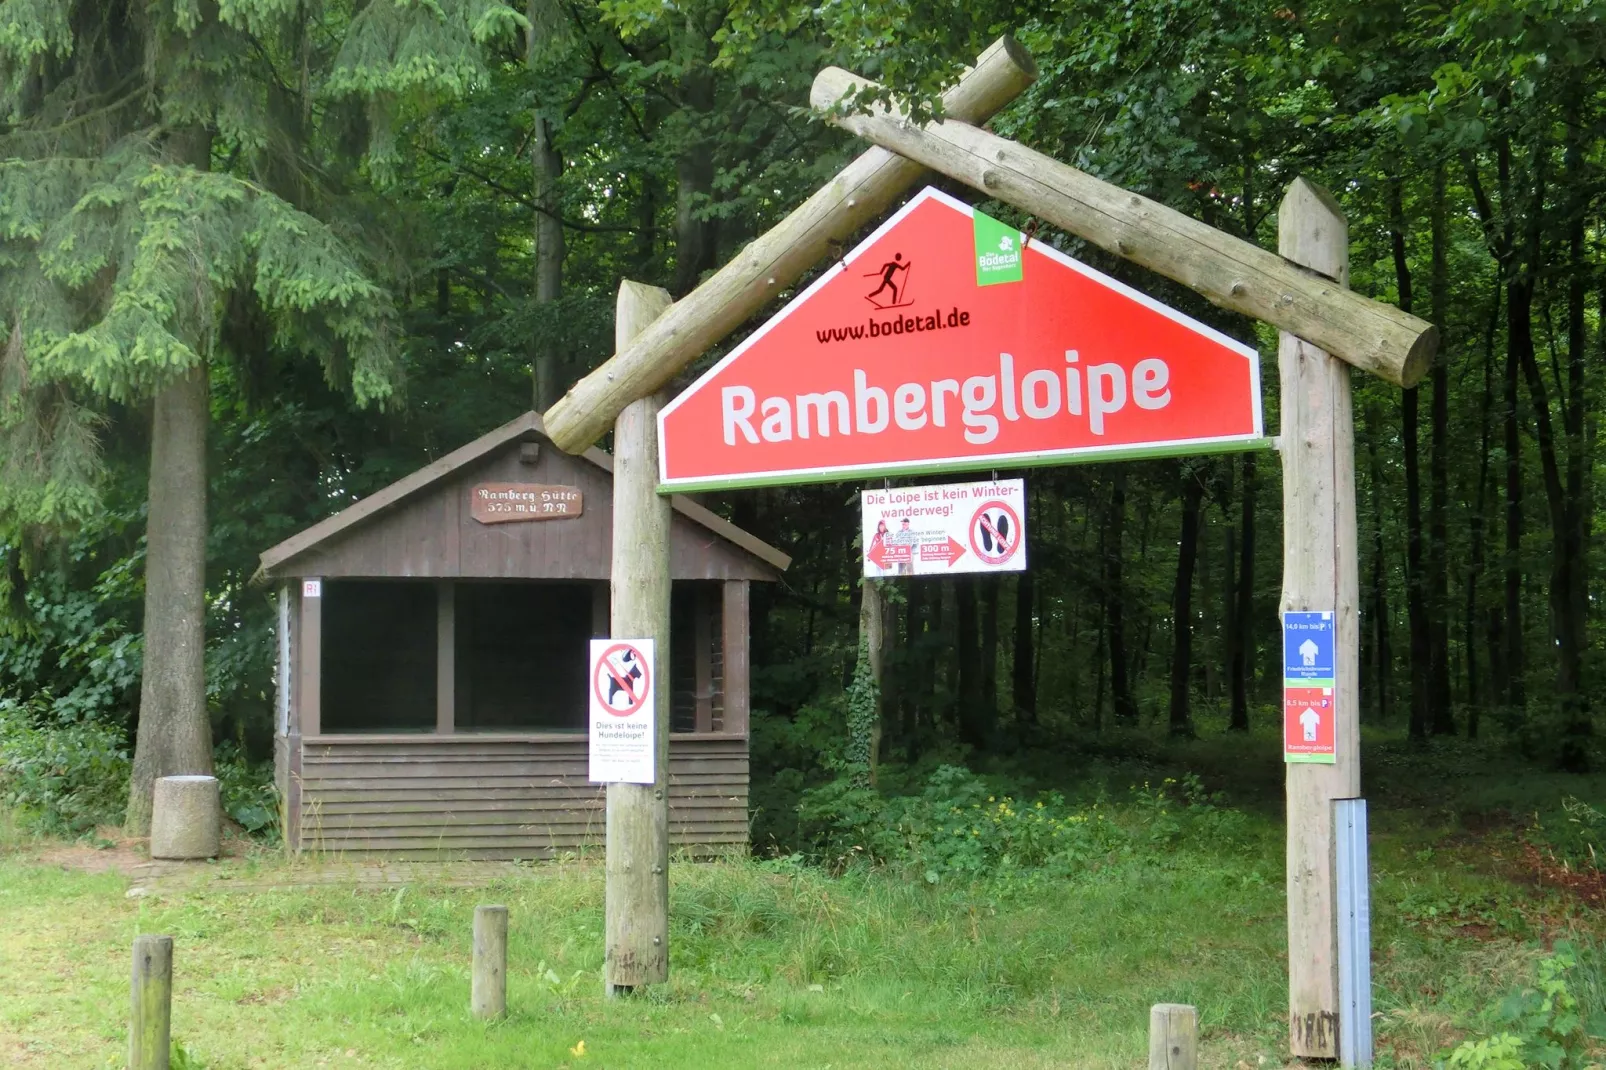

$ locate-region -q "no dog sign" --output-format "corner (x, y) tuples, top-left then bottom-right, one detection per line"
(589, 639), (656, 784)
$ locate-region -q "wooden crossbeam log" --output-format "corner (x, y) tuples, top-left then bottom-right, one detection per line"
(809, 68), (1438, 388)
(542, 37), (1038, 454)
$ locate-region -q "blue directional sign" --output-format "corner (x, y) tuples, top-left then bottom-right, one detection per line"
(1283, 611), (1335, 684)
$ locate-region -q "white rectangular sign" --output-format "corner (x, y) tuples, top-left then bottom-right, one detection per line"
(588, 638), (656, 784)
(862, 478), (1027, 577)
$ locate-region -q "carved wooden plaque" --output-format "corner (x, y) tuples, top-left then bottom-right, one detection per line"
(471, 483), (584, 524)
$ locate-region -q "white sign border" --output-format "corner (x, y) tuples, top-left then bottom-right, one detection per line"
(588, 637), (657, 785)
(657, 186), (1265, 491)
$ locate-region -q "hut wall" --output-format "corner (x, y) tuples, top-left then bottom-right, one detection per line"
(294, 733), (748, 859)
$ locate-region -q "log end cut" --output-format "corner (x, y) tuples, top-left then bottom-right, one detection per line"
(1399, 322), (1439, 390)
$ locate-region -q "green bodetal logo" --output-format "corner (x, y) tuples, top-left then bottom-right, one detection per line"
(973, 209), (1023, 286)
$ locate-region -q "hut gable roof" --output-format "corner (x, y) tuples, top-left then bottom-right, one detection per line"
(256, 412), (789, 582)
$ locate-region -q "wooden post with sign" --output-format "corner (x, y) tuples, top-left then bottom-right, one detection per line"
(1278, 178), (1362, 1058)
(605, 279), (675, 995)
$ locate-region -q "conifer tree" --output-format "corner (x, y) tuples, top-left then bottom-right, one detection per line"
(0, 0), (523, 831)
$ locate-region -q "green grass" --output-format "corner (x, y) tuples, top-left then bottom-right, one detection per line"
(1, 732), (1602, 1069)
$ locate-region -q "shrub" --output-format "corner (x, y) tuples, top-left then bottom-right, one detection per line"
(0, 694), (130, 833)
(213, 740), (279, 839)
(1442, 942), (1605, 1070)
(795, 765), (1247, 884)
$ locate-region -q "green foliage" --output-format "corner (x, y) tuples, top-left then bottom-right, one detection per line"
(797, 765), (1249, 885)
(213, 739), (277, 838)
(1442, 943), (1604, 1070)
(0, 693), (128, 833)
(842, 628), (878, 785)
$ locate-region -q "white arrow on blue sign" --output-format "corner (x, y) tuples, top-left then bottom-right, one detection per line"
(1283, 611), (1335, 683)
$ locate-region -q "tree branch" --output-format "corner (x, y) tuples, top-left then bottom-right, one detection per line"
(419, 146), (654, 234)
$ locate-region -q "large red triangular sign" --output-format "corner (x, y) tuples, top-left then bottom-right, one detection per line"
(658, 187), (1264, 491)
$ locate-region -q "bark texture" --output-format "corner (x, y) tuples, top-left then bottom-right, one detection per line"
(127, 364), (214, 835)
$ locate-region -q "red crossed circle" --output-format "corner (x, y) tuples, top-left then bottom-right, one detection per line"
(969, 500), (1022, 565)
(593, 642), (651, 717)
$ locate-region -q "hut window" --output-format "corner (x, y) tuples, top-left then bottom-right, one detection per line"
(321, 580), (437, 733)
(455, 581), (590, 731)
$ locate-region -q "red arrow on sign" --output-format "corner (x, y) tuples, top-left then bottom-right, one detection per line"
(659, 186), (1263, 492)
(866, 540), (890, 569)
(916, 536), (967, 566)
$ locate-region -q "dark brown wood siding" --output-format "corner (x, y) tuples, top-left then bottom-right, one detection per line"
(295, 734), (748, 860)
(279, 444), (773, 582)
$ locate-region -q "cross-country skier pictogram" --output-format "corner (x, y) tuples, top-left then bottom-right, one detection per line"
(863, 252), (913, 309)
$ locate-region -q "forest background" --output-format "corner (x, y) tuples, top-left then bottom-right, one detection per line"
(1, 0), (1604, 848)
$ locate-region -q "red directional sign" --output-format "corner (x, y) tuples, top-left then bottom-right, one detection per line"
(658, 187), (1264, 491)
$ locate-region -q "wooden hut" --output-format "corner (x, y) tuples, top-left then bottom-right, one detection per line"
(257, 411), (788, 859)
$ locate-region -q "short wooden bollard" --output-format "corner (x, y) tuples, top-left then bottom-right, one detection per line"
(471, 905), (508, 1019)
(1149, 1003), (1198, 1070)
(131, 934), (173, 1070)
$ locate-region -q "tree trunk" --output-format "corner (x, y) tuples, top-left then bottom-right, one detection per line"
(901, 581), (922, 757)
(955, 578), (986, 748)
(1427, 163), (1455, 734)
(1105, 476), (1138, 722)
(857, 579), (886, 784)
(1012, 570), (1036, 724)
(979, 574), (1000, 743)
(1515, 160), (1589, 766)
(1466, 273), (1502, 738)
(531, 113), (564, 410)
(1503, 274), (1528, 712)
(1391, 180), (1430, 744)
(1229, 453), (1255, 730)
(1198, 515), (1219, 701)
(126, 365), (214, 835)
(671, 67), (717, 298)
(1364, 402), (1392, 723)
(1168, 471), (1203, 738)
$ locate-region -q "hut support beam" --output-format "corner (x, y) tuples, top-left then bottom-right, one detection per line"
(436, 582), (456, 734)
(298, 580), (321, 737)
(721, 581), (750, 737)
(606, 280), (676, 994)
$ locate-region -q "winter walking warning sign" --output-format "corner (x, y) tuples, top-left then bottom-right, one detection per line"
(589, 639), (655, 784)
(862, 478), (1026, 578)
(1282, 612), (1336, 764)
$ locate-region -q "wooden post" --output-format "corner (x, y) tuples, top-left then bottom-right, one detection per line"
(1148, 1004), (1198, 1070)
(720, 581), (750, 737)
(808, 68), (1437, 388)
(605, 279), (675, 994)
(297, 579), (321, 736)
(130, 934), (172, 1070)
(542, 37), (1036, 453)
(471, 905), (508, 1019)
(1279, 177), (1362, 1060)
(436, 581), (455, 734)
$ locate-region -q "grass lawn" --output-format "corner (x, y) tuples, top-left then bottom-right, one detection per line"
(1, 730), (1603, 1069)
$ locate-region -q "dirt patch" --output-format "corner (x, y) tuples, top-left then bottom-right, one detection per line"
(31, 823), (256, 878)
(237, 985), (293, 1006)
(1521, 841), (1606, 909)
